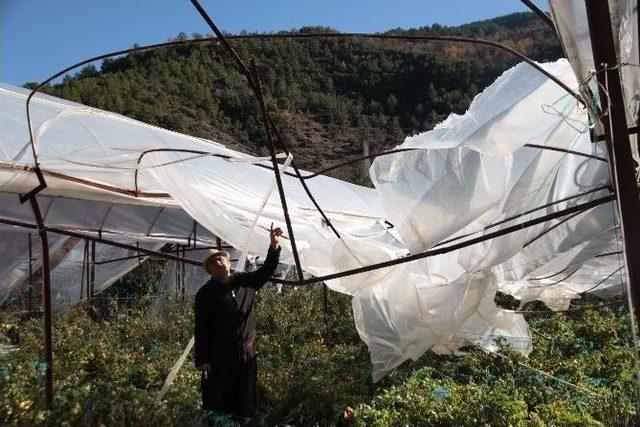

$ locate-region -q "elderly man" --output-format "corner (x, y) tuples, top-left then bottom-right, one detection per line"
(194, 224), (283, 422)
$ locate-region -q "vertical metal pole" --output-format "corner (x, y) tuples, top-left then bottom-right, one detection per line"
(585, 1), (640, 410)
(79, 240), (86, 302)
(585, 0), (640, 326)
(84, 240), (90, 300)
(181, 245), (186, 302)
(27, 196), (53, 409)
(187, 0), (311, 281)
(27, 233), (33, 313)
(637, 0), (640, 157)
(322, 284), (329, 329)
(90, 241), (96, 299)
(175, 244), (180, 293)
(216, 237), (222, 251)
(249, 59), (304, 281)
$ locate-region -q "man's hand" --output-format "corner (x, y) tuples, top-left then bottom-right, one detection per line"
(197, 363), (212, 380)
(270, 222), (283, 249)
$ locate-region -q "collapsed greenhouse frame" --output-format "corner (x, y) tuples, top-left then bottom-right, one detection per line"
(2, 0), (639, 410)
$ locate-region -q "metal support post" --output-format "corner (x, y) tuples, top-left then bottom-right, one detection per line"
(585, 0), (640, 334)
(27, 196), (53, 409)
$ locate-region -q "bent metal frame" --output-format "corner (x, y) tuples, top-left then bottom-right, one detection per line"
(5, 0), (640, 409)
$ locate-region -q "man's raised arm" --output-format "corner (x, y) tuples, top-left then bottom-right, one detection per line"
(242, 224), (283, 289)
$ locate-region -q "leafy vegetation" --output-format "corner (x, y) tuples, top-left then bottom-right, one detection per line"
(0, 274), (637, 426)
(355, 296), (638, 426)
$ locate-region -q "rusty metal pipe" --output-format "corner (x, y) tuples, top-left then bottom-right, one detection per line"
(27, 197), (53, 408)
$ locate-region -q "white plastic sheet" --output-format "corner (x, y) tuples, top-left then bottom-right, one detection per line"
(548, 0), (639, 162)
(0, 56), (625, 380)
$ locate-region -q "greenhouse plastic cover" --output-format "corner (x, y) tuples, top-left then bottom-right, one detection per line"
(549, 0), (639, 150)
(0, 53), (626, 379)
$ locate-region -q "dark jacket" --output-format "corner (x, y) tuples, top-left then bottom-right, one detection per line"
(194, 245), (281, 367)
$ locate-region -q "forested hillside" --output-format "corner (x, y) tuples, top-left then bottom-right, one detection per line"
(32, 12), (562, 181)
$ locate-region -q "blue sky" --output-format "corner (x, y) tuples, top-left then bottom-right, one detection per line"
(1, 1), (541, 85)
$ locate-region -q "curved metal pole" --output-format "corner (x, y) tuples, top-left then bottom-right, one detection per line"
(224, 33), (583, 104)
(188, 0), (341, 247)
(189, 0), (316, 281)
(529, 264), (574, 281)
(433, 185), (612, 248)
(20, 37), (223, 202)
(545, 265), (582, 286)
(300, 148), (418, 179)
(523, 143), (607, 162)
(581, 266), (624, 294)
(300, 143), (605, 179)
(133, 147), (303, 194)
(134, 148), (232, 195)
(21, 28), (584, 200)
(0, 194), (614, 289)
(9, 142), (603, 201)
(522, 210), (582, 248)
(133, 142), (603, 195)
(274, 194), (615, 285)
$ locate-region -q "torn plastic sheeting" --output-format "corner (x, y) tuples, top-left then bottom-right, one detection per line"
(548, 0), (639, 162)
(361, 59), (619, 378)
(0, 58), (625, 381)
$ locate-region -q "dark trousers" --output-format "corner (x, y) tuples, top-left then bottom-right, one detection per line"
(201, 349), (258, 421)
